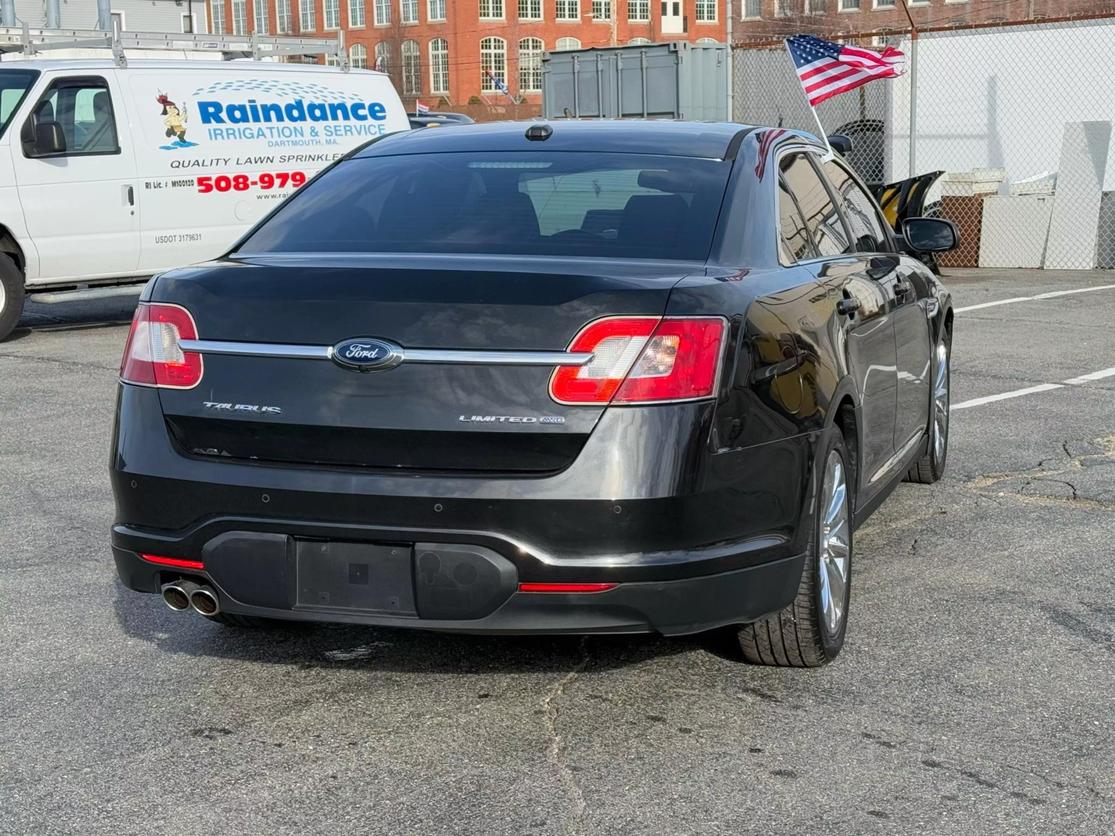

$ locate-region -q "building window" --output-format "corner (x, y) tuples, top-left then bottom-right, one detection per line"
(401, 0), (419, 23)
(628, 0), (649, 21)
(374, 0), (391, 25)
(181, 11), (197, 32)
(299, 0), (316, 29)
(874, 0), (896, 7)
(519, 0), (542, 19)
(253, 0), (270, 32)
(518, 37), (543, 92)
(776, 0), (791, 15)
(556, 0), (579, 21)
(375, 41), (391, 72)
(402, 39), (421, 93)
(479, 0), (504, 19)
(695, 0), (715, 21)
(628, 37), (651, 44)
(807, 0), (826, 11)
(230, 0), (247, 34)
(555, 36), (580, 50)
(839, 0), (861, 10)
(349, 0), (366, 26)
(480, 37), (507, 92)
(325, 53), (341, 67)
(429, 37), (449, 93)
(429, 0), (447, 20)
(592, 0), (611, 19)
(323, 0), (340, 28)
(275, 0), (292, 32)
(350, 42), (368, 68)
(742, 0), (761, 18)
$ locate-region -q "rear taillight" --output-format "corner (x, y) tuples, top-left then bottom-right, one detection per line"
(120, 303), (203, 389)
(550, 316), (726, 405)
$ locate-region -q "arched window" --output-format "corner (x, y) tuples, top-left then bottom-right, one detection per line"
(628, 37), (651, 45)
(518, 37), (543, 93)
(429, 38), (449, 94)
(374, 41), (391, 73)
(555, 37), (580, 51)
(350, 43), (368, 69)
(696, 38), (719, 45)
(402, 39), (421, 95)
(480, 37), (506, 92)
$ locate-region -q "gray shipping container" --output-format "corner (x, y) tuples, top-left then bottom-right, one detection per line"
(542, 41), (728, 121)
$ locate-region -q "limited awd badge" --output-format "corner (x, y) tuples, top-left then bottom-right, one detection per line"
(330, 337), (404, 372)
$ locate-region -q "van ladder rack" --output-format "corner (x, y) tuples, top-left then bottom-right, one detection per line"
(0, 24), (348, 70)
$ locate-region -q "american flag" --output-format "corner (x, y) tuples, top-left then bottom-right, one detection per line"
(786, 35), (906, 107)
(754, 128), (787, 179)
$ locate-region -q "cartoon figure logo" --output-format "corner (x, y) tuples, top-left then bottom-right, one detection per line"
(157, 92), (198, 150)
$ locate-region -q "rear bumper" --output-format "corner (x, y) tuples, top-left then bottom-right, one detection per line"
(113, 539), (805, 636)
(111, 383), (815, 635)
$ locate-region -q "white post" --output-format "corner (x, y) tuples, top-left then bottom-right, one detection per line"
(726, 0), (733, 122)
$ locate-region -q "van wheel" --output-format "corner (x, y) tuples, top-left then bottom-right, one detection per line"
(736, 428), (853, 667)
(0, 256), (25, 342)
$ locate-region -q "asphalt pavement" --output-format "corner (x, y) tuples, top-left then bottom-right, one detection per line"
(1, 269), (1113, 835)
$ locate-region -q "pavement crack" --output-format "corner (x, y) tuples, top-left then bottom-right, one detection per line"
(541, 636), (591, 836)
(0, 351), (117, 373)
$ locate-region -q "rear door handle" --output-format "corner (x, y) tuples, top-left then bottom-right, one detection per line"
(836, 297), (861, 316)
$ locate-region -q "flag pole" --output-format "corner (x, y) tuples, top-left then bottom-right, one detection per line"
(784, 39), (833, 157)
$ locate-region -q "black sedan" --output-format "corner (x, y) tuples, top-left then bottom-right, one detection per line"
(111, 121), (955, 667)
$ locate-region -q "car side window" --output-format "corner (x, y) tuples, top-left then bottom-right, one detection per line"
(820, 159), (890, 254)
(778, 175), (818, 264)
(24, 76), (119, 157)
(779, 153), (851, 258)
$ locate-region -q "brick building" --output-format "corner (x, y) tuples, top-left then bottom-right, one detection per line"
(734, 0), (1115, 43)
(205, 1), (727, 114)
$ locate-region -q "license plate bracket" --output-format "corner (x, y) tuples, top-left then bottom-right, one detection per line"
(295, 540), (416, 615)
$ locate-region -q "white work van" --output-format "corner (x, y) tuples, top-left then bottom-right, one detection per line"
(0, 58), (409, 339)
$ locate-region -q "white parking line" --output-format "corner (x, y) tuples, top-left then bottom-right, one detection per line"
(951, 383), (1064, 410)
(952, 366), (1115, 411)
(956, 283), (1115, 313)
(1063, 367), (1115, 385)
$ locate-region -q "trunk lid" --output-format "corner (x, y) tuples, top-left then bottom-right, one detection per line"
(152, 253), (692, 473)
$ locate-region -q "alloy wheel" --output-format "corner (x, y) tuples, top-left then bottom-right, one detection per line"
(818, 450), (850, 636)
(932, 341), (950, 464)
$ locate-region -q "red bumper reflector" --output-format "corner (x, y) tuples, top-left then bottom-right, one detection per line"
(517, 582), (617, 594)
(140, 553), (205, 571)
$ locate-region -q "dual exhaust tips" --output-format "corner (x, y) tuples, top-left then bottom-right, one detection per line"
(161, 579), (220, 617)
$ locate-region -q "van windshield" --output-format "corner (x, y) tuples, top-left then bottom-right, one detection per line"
(236, 152), (732, 261)
(0, 70), (39, 139)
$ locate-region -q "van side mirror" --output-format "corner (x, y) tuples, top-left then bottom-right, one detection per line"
(899, 217), (957, 253)
(23, 120), (67, 157)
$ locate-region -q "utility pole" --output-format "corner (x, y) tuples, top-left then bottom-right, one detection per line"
(898, 0), (918, 176)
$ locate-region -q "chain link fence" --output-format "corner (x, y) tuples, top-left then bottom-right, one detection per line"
(732, 15), (1115, 271)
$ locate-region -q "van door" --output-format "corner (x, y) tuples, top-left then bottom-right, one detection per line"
(11, 74), (140, 284)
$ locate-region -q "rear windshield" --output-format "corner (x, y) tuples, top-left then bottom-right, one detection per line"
(0, 70), (39, 139)
(236, 151), (731, 261)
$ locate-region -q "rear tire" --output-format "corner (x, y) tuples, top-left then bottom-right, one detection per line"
(736, 428), (853, 667)
(905, 329), (950, 484)
(0, 255), (25, 342)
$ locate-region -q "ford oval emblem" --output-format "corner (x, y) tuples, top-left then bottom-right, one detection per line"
(330, 337), (404, 372)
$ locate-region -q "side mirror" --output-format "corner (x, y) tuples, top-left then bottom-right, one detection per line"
(23, 119), (67, 157)
(828, 134), (853, 155)
(900, 217), (957, 253)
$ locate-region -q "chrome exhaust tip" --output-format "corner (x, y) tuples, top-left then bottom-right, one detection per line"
(190, 586), (220, 617)
(161, 580), (198, 612)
